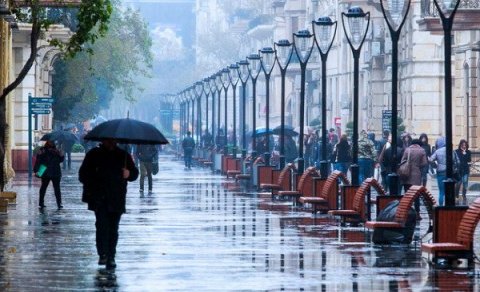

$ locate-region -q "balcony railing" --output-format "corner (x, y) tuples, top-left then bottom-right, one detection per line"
(421, 0), (480, 17)
(418, 0), (480, 31)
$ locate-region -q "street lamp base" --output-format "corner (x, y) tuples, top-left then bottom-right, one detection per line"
(319, 160), (329, 179)
(444, 178), (457, 207)
(232, 147), (237, 158)
(224, 146), (229, 156)
(279, 155), (285, 170)
(241, 149), (247, 160)
(264, 152), (271, 166)
(297, 158), (304, 174)
(350, 164), (359, 186)
(388, 173), (400, 196)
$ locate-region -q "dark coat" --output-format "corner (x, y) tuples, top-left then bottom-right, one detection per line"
(136, 144), (158, 163)
(34, 145), (64, 178)
(79, 144), (139, 213)
(332, 140), (352, 163)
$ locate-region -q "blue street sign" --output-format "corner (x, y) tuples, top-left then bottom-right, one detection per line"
(31, 109), (51, 115)
(31, 103), (52, 108)
(30, 97), (53, 103)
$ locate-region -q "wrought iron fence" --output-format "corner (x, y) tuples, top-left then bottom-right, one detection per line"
(471, 151), (480, 177)
(421, 0), (480, 17)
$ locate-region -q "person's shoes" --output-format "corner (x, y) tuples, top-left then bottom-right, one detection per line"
(57, 205), (63, 210)
(416, 213), (422, 221)
(106, 258), (116, 269)
(98, 255), (107, 265)
(39, 205), (46, 209)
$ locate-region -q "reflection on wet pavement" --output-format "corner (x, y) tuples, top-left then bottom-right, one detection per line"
(0, 154), (478, 291)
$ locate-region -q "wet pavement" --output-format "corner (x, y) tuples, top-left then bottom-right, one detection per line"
(0, 153), (479, 291)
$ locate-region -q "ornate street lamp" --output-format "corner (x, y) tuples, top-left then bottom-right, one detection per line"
(209, 75), (217, 149)
(195, 81), (204, 146)
(229, 63), (240, 157)
(274, 39), (293, 169)
(342, 7), (370, 186)
(221, 68), (231, 154)
(202, 78), (211, 144)
(313, 16), (337, 179)
(247, 53), (262, 158)
(293, 29), (314, 174)
(237, 59), (250, 159)
(433, 0), (461, 206)
(380, 0), (411, 195)
(215, 73), (224, 152)
(259, 47), (276, 166)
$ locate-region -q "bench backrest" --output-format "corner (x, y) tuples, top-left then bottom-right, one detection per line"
(320, 170), (350, 210)
(296, 167), (319, 194)
(394, 185), (437, 223)
(352, 178), (385, 219)
(276, 163), (296, 186)
(456, 198), (480, 249)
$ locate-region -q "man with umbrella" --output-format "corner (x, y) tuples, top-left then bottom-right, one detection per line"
(182, 131), (195, 170)
(79, 117), (168, 269)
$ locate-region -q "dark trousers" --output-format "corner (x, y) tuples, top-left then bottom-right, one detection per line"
(95, 206), (122, 259)
(39, 176), (62, 208)
(140, 161), (153, 191)
(184, 149), (193, 168)
(62, 151), (72, 170)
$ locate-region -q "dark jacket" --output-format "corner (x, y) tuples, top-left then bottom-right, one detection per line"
(332, 140), (352, 163)
(34, 145), (64, 178)
(79, 144), (139, 213)
(455, 148), (472, 175)
(136, 144), (158, 163)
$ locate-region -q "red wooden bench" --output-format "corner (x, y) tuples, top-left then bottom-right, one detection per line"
(329, 178), (385, 224)
(259, 163), (296, 199)
(421, 198), (480, 268)
(365, 186), (436, 230)
(277, 167), (319, 204)
(298, 170), (350, 213)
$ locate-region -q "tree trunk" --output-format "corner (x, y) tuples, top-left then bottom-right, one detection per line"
(0, 20), (41, 190)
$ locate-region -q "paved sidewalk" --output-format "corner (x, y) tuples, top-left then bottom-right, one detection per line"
(0, 154), (478, 291)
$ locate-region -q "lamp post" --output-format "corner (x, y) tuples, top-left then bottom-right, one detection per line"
(203, 78), (210, 145)
(342, 7), (370, 186)
(189, 87), (196, 142)
(259, 47), (276, 166)
(209, 76), (217, 150)
(293, 29), (314, 174)
(237, 60), (250, 159)
(185, 91), (191, 135)
(229, 63), (240, 157)
(195, 81), (204, 147)
(380, 0), (411, 195)
(274, 39), (293, 169)
(220, 68), (231, 155)
(247, 53), (262, 158)
(313, 16), (337, 179)
(215, 73), (224, 152)
(433, 0), (461, 206)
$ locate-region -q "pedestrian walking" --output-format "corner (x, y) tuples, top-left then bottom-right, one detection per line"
(399, 139), (428, 218)
(182, 131), (195, 169)
(377, 136), (404, 193)
(419, 133), (432, 187)
(358, 130), (377, 183)
(34, 140), (64, 209)
(79, 138), (139, 269)
(284, 135), (298, 164)
(454, 139), (472, 205)
(429, 137), (448, 206)
(331, 134), (352, 175)
(135, 144), (159, 193)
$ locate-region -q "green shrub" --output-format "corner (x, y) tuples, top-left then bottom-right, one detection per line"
(71, 143), (85, 153)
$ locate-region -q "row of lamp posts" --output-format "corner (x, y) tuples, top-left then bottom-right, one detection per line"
(175, 0), (459, 206)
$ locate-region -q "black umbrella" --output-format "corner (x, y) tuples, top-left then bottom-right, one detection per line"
(41, 130), (78, 143)
(84, 118), (169, 145)
(272, 125), (298, 137)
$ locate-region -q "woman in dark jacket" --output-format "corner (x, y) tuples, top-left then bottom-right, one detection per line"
(34, 140), (64, 209)
(455, 139), (472, 204)
(331, 134), (352, 175)
(79, 139), (139, 269)
(419, 133), (432, 187)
